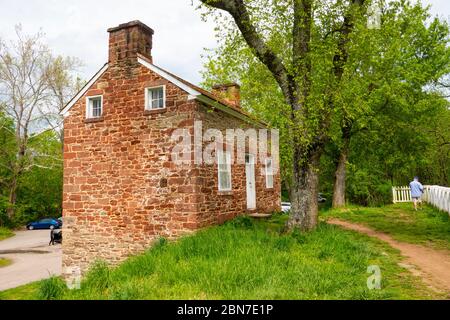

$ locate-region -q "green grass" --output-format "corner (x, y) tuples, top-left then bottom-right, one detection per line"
(0, 227), (14, 241)
(1, 213), (442, 300)
(0, 258), (12, 268)
(322, 203), (450, 250)
(0, 282), (40, 300)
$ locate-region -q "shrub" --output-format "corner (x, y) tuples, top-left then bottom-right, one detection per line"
(226, 215), (254, 229)
(81, 261), (112, 292)
(37, 277), (66, 300)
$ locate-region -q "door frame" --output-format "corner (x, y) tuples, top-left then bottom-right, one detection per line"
(245, 154), (256, 210)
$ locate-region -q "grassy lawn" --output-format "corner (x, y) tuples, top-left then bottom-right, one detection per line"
(322, 203), (450, 250)
(1, 213), (443, 300)
(0, 282), (40, 300)
(0, 227), (14, 241)
(0, 258), (12, 268)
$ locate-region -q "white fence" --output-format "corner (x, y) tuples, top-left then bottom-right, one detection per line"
(392, 185), (450, 214)
(392, 186), (412, 203)
(422, 186), (450, 214)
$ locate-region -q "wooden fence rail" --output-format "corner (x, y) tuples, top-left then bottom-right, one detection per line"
(392, 185), (450, 214)
(392, 186), (412, 203)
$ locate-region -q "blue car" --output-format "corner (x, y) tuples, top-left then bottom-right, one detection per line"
(27, 218), (62, 230)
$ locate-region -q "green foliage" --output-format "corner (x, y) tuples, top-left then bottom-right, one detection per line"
(0, 28), (78, 226)
(0, 227), (13, 241)
(345, 166), (393, 206)
(14, 132), (63, 224)
(81, 261), (112, 292)
(0, 282), (40, 300)
(200, 0), (450, 204)
(37, 277), (66, 300)
(0, 258), (12, 268)
(0, 110), (62, 226)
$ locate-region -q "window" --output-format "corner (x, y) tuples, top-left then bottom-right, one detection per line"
(218, 150), (232, 191)
(145, 86), (165, 110)
(265, 158), (274, 189)
(86, 96), (103, 118)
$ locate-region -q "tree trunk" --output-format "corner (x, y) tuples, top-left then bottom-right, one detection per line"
(332, 143), (349, 208)
(286, 147), (322, 231)
(7, 141), (25, 220)
(6, 177), (18, 220)
(332, 124), (351, 208)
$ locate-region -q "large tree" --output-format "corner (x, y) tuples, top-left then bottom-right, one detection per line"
(199, 0), (368, 230)
(199, 0), (450, 222)
(330, 2), (449, 207)
(0, 26), (81, 220)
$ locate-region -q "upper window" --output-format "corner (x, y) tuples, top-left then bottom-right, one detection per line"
(265, 158), (274, 189)
(218, 150), (232, 191)
(86, 96), (103, 118)
(145, 86), (166, 110)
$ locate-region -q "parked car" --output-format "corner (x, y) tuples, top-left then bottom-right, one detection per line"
(318, 193), (327, 203)
(27, 218), (61, 230)
(281, 202), (291, 213)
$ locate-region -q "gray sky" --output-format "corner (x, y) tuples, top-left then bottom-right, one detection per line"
(0, 0), (448, 85)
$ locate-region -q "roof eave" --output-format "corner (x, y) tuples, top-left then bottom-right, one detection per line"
(195, 95), (267, 128)
(60, 63), (109, 117)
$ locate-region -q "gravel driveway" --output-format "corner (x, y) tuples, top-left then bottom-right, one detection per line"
(0, 230), (61, 291)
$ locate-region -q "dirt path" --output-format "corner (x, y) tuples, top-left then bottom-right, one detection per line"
(328, 218), (450, 295)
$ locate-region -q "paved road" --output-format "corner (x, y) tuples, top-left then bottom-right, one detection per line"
(0, 230), (61, 291)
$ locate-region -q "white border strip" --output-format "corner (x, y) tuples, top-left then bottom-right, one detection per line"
(60, 64), (109, 117)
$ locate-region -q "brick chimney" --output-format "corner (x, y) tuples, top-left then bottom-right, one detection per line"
(212, 83), (241, 108)
(107, 20), (154, 65)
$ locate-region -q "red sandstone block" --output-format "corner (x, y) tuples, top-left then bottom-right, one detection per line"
(183, 223), (198, 229)
(69, 195), (81, 201)
(64, 152), (77, 160)
(86, 89), (103, 96)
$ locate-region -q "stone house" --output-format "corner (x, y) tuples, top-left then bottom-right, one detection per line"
(61, 21), (280, 273)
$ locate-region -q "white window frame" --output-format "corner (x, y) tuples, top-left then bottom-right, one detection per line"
(217, 149), (232, 192)
(86, 95), (103, 119)
(265, 158), (274, 189)
(145, 85), (166, 110)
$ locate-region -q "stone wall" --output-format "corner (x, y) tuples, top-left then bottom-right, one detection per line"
(62, 62), (198, 273)
(63, 21), (281, 275)
(194, 104), (281, 227)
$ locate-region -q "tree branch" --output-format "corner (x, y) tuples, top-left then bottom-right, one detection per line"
(292, 0), (312, 111)
(200, 0), (296, 106)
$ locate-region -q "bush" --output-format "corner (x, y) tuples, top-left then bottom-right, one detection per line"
(38, 277), (66, 300)
(346, 167), (392, 206)
(81, 261), (112, 292)
(226, 215), (254, 229)
(0, 227), (13, 240)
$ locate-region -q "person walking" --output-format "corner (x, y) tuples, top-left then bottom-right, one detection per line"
(409, 176), (424, 211)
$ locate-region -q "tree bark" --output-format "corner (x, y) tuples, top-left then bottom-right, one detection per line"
(329, 0), (366, 207)
(287, 146), (322, 231)
(332, 139), (349, 208)
(332, 121), (352, 208)
(6, 177), (18, 220)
